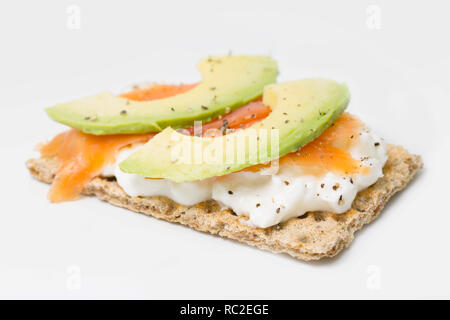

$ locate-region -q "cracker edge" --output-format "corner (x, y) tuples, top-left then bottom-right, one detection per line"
(26, 144), (422, 261)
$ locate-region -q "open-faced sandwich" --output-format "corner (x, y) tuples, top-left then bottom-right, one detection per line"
(27, 56), (422, 261)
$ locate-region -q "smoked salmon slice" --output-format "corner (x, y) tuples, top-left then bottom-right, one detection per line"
(41, 81), (366, 203)
(243, 113), (368, 176)
(41, 84), (269, 202)
(280, 113), (368, 176)
(42, 84), (196, 202)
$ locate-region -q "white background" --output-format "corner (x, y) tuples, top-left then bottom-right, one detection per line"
(0, 0), (449, 299)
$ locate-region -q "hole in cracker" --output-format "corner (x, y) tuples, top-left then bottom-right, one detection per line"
(314, 213), (325, 222)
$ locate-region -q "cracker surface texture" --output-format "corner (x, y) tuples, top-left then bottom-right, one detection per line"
(26, 145), (422, 261)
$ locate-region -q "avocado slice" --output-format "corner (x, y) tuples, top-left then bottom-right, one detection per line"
(46, 56), (278, 135)
(119, 79), (350, 182)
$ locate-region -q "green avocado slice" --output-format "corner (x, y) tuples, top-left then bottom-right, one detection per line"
(119, 79), (350, 182)
(46, 56), (278, 135)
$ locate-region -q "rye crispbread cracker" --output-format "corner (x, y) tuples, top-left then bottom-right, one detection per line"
(26, 144), (422, 261)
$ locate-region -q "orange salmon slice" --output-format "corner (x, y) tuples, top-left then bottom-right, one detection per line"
(243, 113), (368, 176)
(40, 82), (367, 203)
(41, 84), (269, 202)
